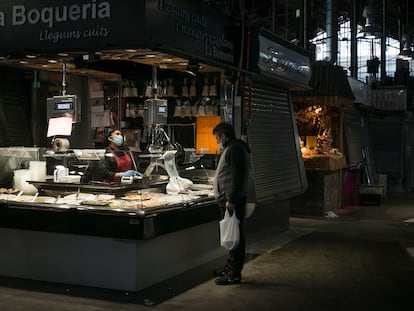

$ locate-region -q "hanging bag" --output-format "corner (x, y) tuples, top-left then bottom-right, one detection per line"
(245, 154), (257, 218)
(219, 209), (240, 250)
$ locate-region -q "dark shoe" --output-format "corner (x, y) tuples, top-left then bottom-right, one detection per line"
(212, 269), (226, 277)
(215, 273), (242, 285)
(212, 265), (230, 277)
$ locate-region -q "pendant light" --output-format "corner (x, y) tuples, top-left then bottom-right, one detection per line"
(359, 1), (381, 39)
(398, 33), (413, 60)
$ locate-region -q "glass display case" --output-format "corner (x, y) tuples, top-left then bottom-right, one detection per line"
(0, 147), (41, 187)
(0, 147), (218, 240)
(0, 148), (220, 293)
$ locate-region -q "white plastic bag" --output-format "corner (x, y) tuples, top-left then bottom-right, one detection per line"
(219, 209), (240, 250)
(166, 176), (193, 194)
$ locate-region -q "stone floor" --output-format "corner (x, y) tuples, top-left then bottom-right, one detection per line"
(1, 191), (414, 311)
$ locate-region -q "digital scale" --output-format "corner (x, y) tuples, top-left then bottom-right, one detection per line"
(143, 99), (168, 125)
(46, 95), (81, 123)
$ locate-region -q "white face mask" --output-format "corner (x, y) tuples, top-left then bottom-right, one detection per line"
(216, 134), (226, 150)
(113, 135), (123, 146)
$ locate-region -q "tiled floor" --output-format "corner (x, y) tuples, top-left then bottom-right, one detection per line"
(1, 191), (414, 310)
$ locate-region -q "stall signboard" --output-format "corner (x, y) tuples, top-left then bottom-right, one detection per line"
(347, 77), (371, 106)
(371, 88), (407, 111)
(0, 0), (238, 69)
(146, 0), (238, 68)
(347, 78), (407, 111)
(0, 0), (146, 53)
(253, 28), (312, 89)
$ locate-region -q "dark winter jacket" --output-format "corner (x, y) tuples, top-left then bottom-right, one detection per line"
(214, 138), (251, 207)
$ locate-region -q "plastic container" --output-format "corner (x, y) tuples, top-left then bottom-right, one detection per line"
(13, 169), (37, 195)
(29, 161), (47, 181)
(58, 175), (81, 184)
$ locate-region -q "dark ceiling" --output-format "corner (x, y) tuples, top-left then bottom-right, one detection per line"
(219, 0), (414, 48)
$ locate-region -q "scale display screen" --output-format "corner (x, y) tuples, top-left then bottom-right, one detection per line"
(47, 95), (80, 123)
(55, 102), (73, 110)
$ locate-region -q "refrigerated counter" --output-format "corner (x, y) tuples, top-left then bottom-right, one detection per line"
(0, 174), (223, 292)
(0, 187), (219, 240)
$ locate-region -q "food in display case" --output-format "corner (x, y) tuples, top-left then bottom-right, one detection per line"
(34, 196), (57, 204)
(107, 198), (168, 209)
(122, 193), (151, 201)
(15, 195), (37, 202)
(1, 177), (214, 212)
(0, 193), (17, 201)
(0, 188), (19, 194)
(0, 143), (217, 209)
(80, 200), (112, 206)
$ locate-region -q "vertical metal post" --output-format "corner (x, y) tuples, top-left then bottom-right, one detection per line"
(61, 60), (67, 96)
(31, 71), (39, 146)
(117, 79), (122, 130)
(272, 0), (276, 34)
(325, 0), (338, 63)
(303, 0), (307, 49)
(285, 0), (288, 40)
(380, 0), (386, 81)
(350, 0), (358, 78)
(152, 65), (158, 99)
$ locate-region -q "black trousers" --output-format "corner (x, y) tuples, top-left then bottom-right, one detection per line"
(220, 201), (246, 274)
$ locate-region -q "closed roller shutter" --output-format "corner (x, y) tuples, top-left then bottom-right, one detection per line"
(0, 73), (32, 147)
(343, 110), (363, 165)
(243, 78), (307, 203)
(369, 116), (403, 178)
(343, 109), (371, 166)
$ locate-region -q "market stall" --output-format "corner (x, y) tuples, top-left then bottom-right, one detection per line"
(290, 62), (354, 216)
(0, 0), (236, 291)
(0, 0), (313, 291)
(233, 27), (312, 232)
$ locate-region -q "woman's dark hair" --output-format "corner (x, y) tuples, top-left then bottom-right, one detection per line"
(104, 128), (118, 147)
(104, 129), (130, 151)
(212, 122), (235, 139)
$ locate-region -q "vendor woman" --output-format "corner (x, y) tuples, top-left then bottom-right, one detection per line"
(99, 129), (142, 182)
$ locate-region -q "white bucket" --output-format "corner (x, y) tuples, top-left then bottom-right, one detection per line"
(13, 169), (37, 195)
(29, 161), (47, 181)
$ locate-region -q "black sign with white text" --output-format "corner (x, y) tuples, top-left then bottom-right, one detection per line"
(0, 0), (146, 52)
(251, 28), (312, 89)
(0, 0), (238, 68)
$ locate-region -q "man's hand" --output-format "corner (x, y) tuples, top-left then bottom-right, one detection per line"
(226, 201), (235, 215)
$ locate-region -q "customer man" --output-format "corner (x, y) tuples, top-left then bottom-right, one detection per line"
(212, 122), (250, 285)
